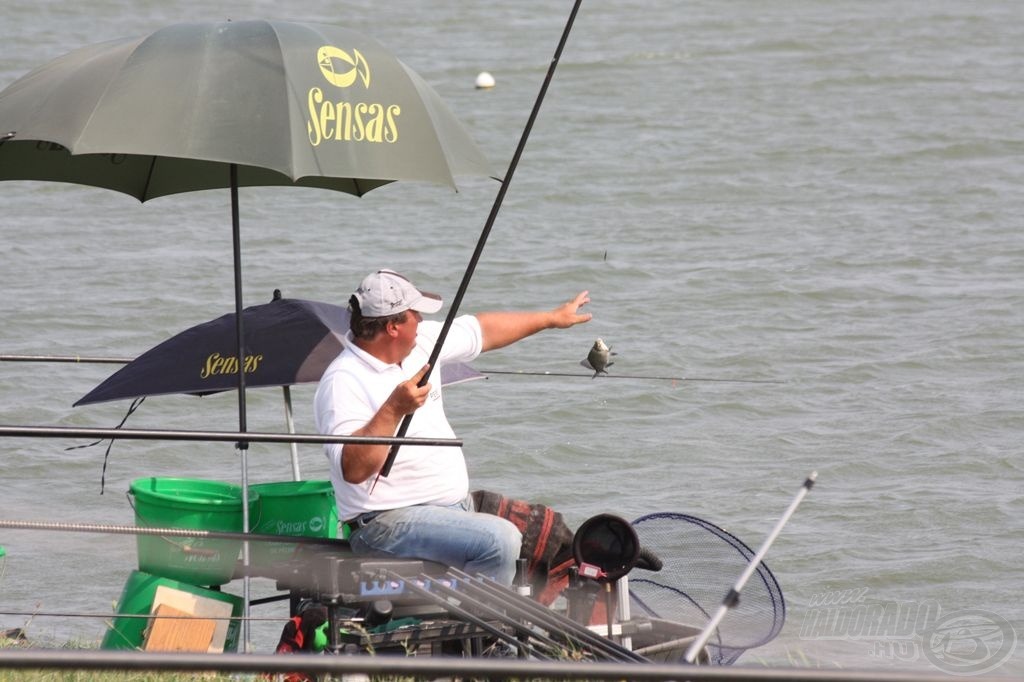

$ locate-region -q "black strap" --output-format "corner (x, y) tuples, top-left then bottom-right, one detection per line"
(64, 396), (145, 494)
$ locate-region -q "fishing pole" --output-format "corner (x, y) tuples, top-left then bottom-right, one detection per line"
(375, 0), (584, 484)
(0, 518), (349, 547)
(0, 424), (461, 448)
(683, 471), (817, 664)
(0, 353), (132, 364)
(0, 609), (286, 622)
(480, 369), (785, 384)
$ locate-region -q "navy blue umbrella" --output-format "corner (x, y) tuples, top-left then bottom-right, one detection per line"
(75, 296), (481, 406)
(74, 295), (484, 478)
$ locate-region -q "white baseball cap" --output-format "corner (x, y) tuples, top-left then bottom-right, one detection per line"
(353, 269), (443, 317)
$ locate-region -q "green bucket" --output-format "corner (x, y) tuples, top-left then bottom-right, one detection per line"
(129, 477), (258, 586)
(101, 569), (243, 651)
(249, 480), (338, 567)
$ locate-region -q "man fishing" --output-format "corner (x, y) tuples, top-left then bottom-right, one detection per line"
(314, 269), (591, 585)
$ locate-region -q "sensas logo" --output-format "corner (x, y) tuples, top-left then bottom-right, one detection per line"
(317, 46), (369, 88)
(307, 45), (401, 147)
(199, 353), (264, 379)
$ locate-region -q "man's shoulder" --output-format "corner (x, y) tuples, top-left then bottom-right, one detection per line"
(418, 319), (443, 336)
(414, 315), (481, 361)
(416, 316), (477, 339)
(319, 348), (360, 381)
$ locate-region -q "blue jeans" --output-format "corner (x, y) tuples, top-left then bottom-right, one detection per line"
(347, 496), (523, 586)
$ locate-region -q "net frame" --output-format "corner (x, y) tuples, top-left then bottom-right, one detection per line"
(629, 512), (786, 665)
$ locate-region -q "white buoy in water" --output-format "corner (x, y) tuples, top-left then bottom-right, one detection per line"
(475, 71), (495, 89)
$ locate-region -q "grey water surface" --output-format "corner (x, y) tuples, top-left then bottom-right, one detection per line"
(1, 0), (1021, 674)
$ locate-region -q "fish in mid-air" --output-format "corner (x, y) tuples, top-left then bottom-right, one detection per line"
(582, 338), (615, 378)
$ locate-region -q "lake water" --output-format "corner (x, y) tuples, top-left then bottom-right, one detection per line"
(1, 0), (1022, 676)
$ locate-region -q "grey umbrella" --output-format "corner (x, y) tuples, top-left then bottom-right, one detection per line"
(0, 19), (493, 645)
(0, 20), (491, 195)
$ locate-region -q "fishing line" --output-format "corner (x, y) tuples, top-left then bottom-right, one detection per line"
(375, 0), (584, 486)
(481, 369), (785, 384)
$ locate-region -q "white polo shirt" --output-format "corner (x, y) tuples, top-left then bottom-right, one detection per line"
(313, 316), (483, 521)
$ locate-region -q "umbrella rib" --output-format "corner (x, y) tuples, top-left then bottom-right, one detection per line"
(396, 63), (459, 190)
(267, 20), (310, 184)
(141, 155), (158, 201)
(68, 37), (146, 157)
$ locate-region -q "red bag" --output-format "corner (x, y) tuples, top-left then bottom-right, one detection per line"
(471, 490), (576, 605)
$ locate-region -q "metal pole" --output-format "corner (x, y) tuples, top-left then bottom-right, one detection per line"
(617, 574), (633, 650)
(282, 386), (301, 480)
(228, 163), (253, 651)
(0, 647), (984, 682)
(0, 353), (133, 363)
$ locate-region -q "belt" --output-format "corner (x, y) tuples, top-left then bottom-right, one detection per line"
(340, 510), (384, 540)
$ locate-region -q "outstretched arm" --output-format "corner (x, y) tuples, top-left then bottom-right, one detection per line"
(476, 290), (592, 352)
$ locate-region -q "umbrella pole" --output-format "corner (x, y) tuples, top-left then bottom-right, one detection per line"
(229, 163), (253, 652)
(282, 386), (301, 480)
